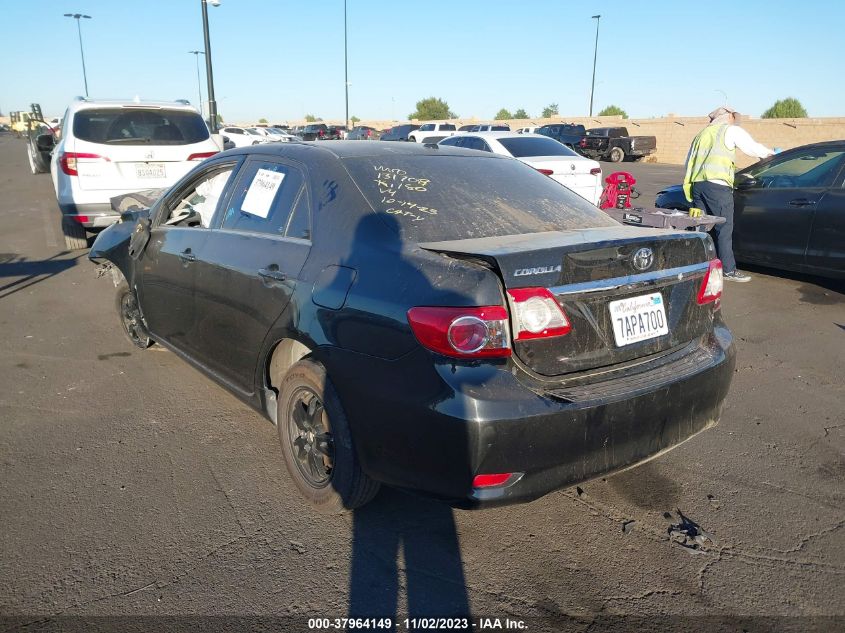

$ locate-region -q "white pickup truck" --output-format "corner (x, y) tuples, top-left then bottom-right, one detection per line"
(408, 122), (457, 143)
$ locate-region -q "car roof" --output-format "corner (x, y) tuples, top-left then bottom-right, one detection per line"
(458, 131), (546, 141)
(67, 98), (200, 113)
(216, 139), (511, 161)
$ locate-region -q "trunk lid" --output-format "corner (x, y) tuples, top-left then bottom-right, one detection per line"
(421, 227), (717, 377)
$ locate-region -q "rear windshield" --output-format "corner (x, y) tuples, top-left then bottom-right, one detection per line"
(498, 137), (578, 158)
(343, 154), (615, 243)
(73, 108), (209, 145)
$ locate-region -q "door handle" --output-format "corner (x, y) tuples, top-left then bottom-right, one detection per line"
(179, 249), (196, 263)
(788, 199), (816, 207)
(258, 267), (286, 282)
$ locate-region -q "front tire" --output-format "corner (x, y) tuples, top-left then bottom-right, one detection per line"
(61, 217), (88, 250)
(609, 147), (625, 163)
(115, 282), (153, 349)
(277, 359), (379, 513)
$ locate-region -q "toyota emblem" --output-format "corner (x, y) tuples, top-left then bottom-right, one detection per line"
(632, 247), (654, 271)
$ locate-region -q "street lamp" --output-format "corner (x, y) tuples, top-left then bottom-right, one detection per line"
(715, 89), (728, 106)
(344, 0), (349, 132)
(188, 50), (206, 117)
(64, 13), (92, 97)
(200, 0), (220, 132)
(589, 14), (601, 117)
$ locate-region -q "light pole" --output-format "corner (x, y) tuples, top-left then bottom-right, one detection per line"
(188, 50), (206, 118)
(589, 14), (601, 116)
(715, 89), (728, 106)
(64, 13), (91, 97)
(200, 0), (220, 132)
(344, 0), (349, 132)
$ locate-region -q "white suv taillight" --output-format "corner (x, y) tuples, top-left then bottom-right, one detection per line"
(697, 259), (723, 306)
(407, 306), (511, 358)
(59, 152), (109, 176)
(506, 287), (571, 340)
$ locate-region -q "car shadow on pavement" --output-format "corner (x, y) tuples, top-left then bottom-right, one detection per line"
(739, 263), (844, 304)
(0, 251), (84, 300)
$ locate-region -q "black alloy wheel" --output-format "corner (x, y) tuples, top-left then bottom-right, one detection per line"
(116, 283), (152, 349)
(288, 387), (334, 488)
(277, 359), (379, 512)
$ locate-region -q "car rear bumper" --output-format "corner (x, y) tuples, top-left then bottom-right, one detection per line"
(59, 202), (119, 228)
(324, 325), (735, 508)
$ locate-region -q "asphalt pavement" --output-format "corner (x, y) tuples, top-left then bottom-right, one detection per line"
(0, 136), (843, 632)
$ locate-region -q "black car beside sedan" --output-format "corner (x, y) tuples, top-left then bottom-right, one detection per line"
(90, 141), (735, 512)
(656, 141), (845, 278)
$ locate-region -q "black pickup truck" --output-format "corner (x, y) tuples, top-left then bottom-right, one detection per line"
(579, 127), (657, 163)
(535, 123), (587, 150)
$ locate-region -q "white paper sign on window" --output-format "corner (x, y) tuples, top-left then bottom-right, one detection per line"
(241, 169), (285, 218)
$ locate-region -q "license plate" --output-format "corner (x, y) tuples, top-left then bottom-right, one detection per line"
(609, 292), (669, 346)
(135, 163), (165, 179)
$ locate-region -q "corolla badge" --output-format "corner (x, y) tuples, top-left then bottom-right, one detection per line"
(144, 150), (154, 160)
(632, 247), (654, 271)
(514, 265), (562, 277)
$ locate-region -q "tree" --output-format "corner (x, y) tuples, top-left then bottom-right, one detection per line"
(304, 114), (317, 122)
(351, 115), (360, 124)
(598, 105), (628, 118)
(258, 117), (268, 124)
(408, 97), (456, 120)
(541, 103), (559, 118)
(215, 113), (223, 125)
(495, 108), (512, 120)
(762, 97), (807, 119)
(513, 108), (529, 119)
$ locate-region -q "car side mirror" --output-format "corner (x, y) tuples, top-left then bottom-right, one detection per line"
(35, 133), (55, 152)
(735, 176), (759, 190)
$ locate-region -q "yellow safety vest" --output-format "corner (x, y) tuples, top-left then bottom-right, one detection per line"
(683, 124), (735, 202)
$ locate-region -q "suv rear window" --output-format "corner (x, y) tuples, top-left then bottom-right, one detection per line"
(498, 137), (578, 157)
(343, 155), (615, 243)
(73, 108), (209, 145)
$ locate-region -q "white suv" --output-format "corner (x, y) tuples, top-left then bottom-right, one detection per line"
(51, 98), (220, 249)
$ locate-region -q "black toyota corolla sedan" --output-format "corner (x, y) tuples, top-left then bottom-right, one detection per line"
(655, 141), (845, 279)
(90, 141), (735, 512)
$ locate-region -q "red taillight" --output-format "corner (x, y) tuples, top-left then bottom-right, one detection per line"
(536, 168), (554, 176)
(318, 129), (325, 137)
(579, 138), (587, 148)
(187, 151), (218, 161)
(59, 152), (108, 176)
(590, 167), (602, 176)
(507, 287), (571, 341)
(71, 215), (89, 224)
(697, 259), (723, 306)
(473, 473), (515, 488)
(407, 306), (511, 358)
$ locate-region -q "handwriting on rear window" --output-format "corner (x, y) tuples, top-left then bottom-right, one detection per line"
(373, 165), (430, 195)
(373, 166), (436, 221)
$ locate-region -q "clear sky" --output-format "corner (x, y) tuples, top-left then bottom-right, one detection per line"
(1, 0), (842, 124)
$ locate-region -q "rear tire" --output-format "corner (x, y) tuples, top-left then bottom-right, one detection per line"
(609, 147), (625, 163)
(277, 359), (379, 513)
(115, 282), (153, 349)
(61, 217), (88, 250)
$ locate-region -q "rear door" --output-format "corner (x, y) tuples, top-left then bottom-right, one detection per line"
(191, 156), (312, 394)
(734, 146), (845, 268)
(805, 163), (845, 275)
(71, 106), (216, 192)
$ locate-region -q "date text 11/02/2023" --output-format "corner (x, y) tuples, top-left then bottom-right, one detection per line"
(307, 617), (528, 630)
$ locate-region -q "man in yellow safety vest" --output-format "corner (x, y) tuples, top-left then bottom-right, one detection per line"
(683, 106), (774, 282)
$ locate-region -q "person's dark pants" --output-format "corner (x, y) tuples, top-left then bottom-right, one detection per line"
(691, 181), (737, 273)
